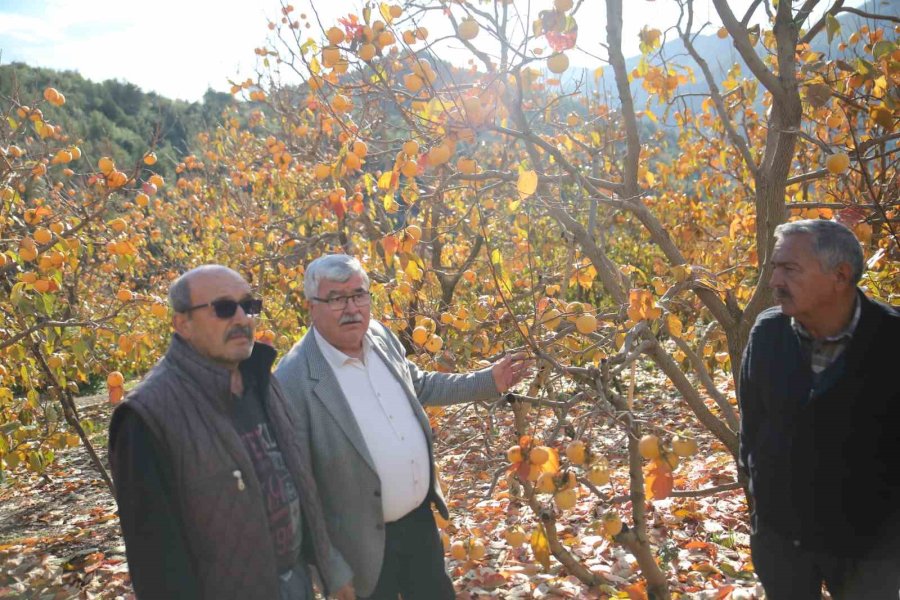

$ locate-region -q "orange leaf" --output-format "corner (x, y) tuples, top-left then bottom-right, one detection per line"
(624, 580), (648, 600)
(644, 458), (674, 500)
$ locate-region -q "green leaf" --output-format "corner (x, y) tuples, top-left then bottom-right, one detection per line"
(872, 40), (895, 61)
(825, 14), (840, 44)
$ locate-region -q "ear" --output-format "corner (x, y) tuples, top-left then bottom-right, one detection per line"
(833, 261), (854, 289)
(173, 312), (191, 339)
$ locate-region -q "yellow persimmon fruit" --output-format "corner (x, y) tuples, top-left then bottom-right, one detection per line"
(358, 43), (376, 61)
(98, 156), (115, 175)
(43, 87), (61, 104)
(33, 228), (53, 245)
(456, 156), (477, 174)
(404, 73), (424, 93)
(331, 94), (351, 113)
(424, 334), (443, 353)
(19, 239), (38, 262)
(322, 46), (341, 68)
(415, 27), (429, 40)
(602, 512), (623, 536)
(825, 152), (850, 175)
(426, 143), (452, 167)
(33, 279), (51, 293)
(344, 152), (361, 171)
(717, 26), (728, 39)
(587, 464), (610, 486)
(547, 53), (569, 74)
(468, 539), (486, 560)
(507, 445), (524, 464)
(458, 17), (479, 41)
(377, 31), (395, 47)
(326, 26), (344, 45)
(575, 313), (597, 334)
(109, 385), (125, 404)
(412, 326), (429, 345)
(565, 440), (587, 465)
(150, 303), (168, 318)
(403, 139), (419, 156)
(400, 160), (418, 178)
(540, 308), (562, 329)
(107, 371), (125, 388)
(672, 435), (698, 457)
(529, 445), (550, 466)
(554, 0), (574, 11)
(449, 540), (467, 560)
(314, 163), (331, 180)
(116, 288), (134, 302)
(143, 152), (157, 166)
(638, 434), (661, 460)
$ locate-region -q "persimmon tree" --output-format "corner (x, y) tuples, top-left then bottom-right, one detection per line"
(244, 0), (897, 596)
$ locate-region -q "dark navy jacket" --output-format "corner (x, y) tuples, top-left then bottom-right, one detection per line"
(739, 291), (900, 558)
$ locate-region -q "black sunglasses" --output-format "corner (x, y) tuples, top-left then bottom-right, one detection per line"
(184, 297), (263, 319)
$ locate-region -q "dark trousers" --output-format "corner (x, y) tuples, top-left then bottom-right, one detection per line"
(751, 523), (900, 600)
(361, 500), (455, 600)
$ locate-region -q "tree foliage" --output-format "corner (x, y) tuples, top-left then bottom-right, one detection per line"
(1, 1), (898, 596)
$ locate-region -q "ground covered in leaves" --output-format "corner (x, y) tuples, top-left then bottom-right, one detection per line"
(1, 375), (767, 599)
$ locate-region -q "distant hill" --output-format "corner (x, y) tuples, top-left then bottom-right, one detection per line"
(569, 4), (899, 116)
(0, 62), (237, 179)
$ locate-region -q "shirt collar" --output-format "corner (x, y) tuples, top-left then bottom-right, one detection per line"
(792, 295), (861, 343)
(313, 326), (370, 369)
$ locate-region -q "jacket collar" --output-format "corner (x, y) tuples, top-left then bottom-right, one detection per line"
(165, 334), (277, 408)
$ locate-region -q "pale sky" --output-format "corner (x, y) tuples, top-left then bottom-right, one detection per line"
(0, 0), (867, 102)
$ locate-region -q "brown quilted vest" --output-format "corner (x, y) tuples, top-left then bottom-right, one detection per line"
(109, 336), (334, 600)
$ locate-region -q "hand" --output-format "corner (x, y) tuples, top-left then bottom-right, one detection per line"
(491, 352), (533, 393)
(333, 583), (355, 600)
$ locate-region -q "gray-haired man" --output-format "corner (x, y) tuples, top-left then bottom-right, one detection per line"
(275, 254), (530, 599)
(739, 220), (900, 599)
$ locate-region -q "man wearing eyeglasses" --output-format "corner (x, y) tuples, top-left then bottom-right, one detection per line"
(108, 265), (354, 600)
(275, 254), (531, 600)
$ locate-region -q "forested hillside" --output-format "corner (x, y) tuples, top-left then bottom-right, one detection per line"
(0, 63), (235, 178)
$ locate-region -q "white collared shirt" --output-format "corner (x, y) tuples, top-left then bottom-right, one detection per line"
(313, 327), (430, 522)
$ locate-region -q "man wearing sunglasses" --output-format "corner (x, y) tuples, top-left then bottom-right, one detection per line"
(275, 254), (531, 600)
(108, 265), (354, 600)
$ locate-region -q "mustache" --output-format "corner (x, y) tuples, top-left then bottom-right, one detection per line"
(339, 314), (364, 325)
(773, 288), (791, 300)
(226, 325), (254, 341)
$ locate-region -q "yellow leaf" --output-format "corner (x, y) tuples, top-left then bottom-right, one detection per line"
(530, 525), (551, 571)
(380, 2), (393, 24)
(666, 314), (683, 337)
(377, 170), (394, 190)
(517, 169), (538, 199)
(593, 66), (604, 81)
(405, 259), (423, 281)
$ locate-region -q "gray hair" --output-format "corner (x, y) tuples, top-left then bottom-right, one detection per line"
(774, 219), (864, 284)
(168, 265), (244, 313)
(303, 255), (369, 300)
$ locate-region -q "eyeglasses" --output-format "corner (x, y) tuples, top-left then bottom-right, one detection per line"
(183, 297), (263, 319)
(311, 291), (371, 311)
